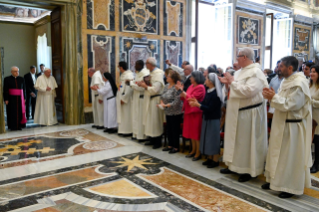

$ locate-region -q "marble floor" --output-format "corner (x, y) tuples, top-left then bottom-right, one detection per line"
(0, 125), (318, 212)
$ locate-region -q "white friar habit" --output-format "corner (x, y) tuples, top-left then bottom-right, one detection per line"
(223, 63), (269, 177)
(91, 70), (105, 127)
(143, 68), (165, 137)
(130, 68), (150, 139)
(34, 75), (58, 126)
(116, 70), (134, 134)
(97, 81), (117, 129)
(265, 72), (312, 195)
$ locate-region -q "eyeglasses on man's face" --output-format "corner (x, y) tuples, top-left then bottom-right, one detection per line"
(237, 55), (245, 58)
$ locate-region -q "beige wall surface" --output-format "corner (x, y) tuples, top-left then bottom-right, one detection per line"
(0, 22), (36, 77)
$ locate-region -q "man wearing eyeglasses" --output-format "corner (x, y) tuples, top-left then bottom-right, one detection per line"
(219, 47), (269, 183)
(3, 66), (27, 130)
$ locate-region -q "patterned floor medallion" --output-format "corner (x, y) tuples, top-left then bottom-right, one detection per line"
(0, 129), (122, 169)
(0, 152), (290, 212)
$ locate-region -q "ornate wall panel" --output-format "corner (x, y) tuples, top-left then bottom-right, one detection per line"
(87, 0), (115, 30)
(164, 0), (183, 37)
(120, 37), (160, 72)
(293, 24), (312, 67)
(87, 34), (115, 102)
(164, 40), (183, 69)
(82, 0), (187, 108)
(234, 10), (263, 63)
(120, 0), (159, 34)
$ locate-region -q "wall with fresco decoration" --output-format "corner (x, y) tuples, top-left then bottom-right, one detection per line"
(82, 0), (187, 107)
(234, 9), (264, 67)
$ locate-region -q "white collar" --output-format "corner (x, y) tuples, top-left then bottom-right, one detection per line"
(207, 87), (215, 93)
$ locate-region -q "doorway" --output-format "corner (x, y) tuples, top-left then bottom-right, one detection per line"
(0, 2), (66, 131)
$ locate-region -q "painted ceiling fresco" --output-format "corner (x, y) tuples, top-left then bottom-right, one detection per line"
(0, 5), (50, 23)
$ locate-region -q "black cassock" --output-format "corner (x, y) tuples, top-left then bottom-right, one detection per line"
(3, 76), (27, 130)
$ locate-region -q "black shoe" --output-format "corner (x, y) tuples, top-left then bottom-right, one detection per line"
(162, 147), (172, 151)
(103, 128), (109, 132)
(169, 149), (179, 154)
(311, 164), (318, 173)
(152, 145), (161, 149)
(278, 192), (294, 198)
(185, 153), (195, 158)
(96, 126), (104, 130)
(220, 168), (234, 174)
(192, 155), (201, 161)
(145, 141), (153, 146)
(207, 161), (219, 168)
(238, 174), (252, 182)
(131, 137), (136, 140)
(122, 133), (133, 137)
(92, 125), (97, 128)
(261, 183), (270, 190)
(202, 159), (212, 165)
(108, 129), (117, 134)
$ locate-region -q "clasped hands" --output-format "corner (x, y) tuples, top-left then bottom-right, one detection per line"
(136, 81), (147, 89)
(262, 87), (276, 101)
(90, 85), (99, 90)
(188, 97), (200, 108)
(46, 86), (52, 91)
(218, 72), (234, 85)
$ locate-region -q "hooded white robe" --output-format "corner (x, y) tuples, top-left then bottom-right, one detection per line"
(34, 75), (58, 126)
(223, 63), (269, 177)
(116, 70), (134, 134)
(143, 68), (165, 137)
(97, 81), (117, 129)
(91, 70), (105, 127)
(265, 72), (312, 195)
(130, 68), (150, 139)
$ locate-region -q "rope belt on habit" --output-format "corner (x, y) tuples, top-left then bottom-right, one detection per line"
(286, 119), (302, 123)
(107, 96), (115, 100)
(150, 94), (161, 99)
(139, 95), (144, 99)
(239, 102), (263, 111)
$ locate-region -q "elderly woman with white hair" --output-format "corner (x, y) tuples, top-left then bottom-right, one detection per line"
(189, 73), (224, 168)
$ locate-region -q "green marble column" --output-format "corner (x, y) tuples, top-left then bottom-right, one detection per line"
(61, 1), (85, 125)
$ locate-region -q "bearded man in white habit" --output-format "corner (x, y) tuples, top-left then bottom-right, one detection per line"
(219, 47), (268, 182)
(138, 57), (165, 149)
(116, 61), (134, 136)
(262, 56), (312, 198)
(34, 68), (58, 126)
(89, 68), (105, 129)
(129, 60), (150, 141)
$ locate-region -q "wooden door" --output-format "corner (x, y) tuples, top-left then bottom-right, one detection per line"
(51, 7), (64, 123)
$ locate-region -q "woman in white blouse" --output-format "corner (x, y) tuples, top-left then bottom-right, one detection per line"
(310, 65), (319, 173)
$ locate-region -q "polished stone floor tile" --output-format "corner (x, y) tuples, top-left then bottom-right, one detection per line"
(0, 125), (318, 212)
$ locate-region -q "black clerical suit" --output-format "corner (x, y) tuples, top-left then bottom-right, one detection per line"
(3, 75), (27, 130)
(183, 76), (191, 92)
(24, 72), (37, 119)
(36, 72), (43, 78)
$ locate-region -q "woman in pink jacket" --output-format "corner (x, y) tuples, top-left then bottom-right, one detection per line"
(176, 71), (206, 161)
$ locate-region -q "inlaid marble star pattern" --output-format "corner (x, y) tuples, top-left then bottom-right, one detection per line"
(0, 152), (304, 211)
(112, 155), (157, 172)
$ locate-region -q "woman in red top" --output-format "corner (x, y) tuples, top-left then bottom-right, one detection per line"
(176, 71), (206, 160)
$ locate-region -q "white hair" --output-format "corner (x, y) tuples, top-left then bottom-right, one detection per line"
(147, 57), (157, 66)
(44, 68), (51, 72)
(239, 47), (255, 61)
(11, 66), (19, 71)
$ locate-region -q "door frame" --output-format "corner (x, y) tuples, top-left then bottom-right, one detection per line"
(0, 0), (84, 133)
